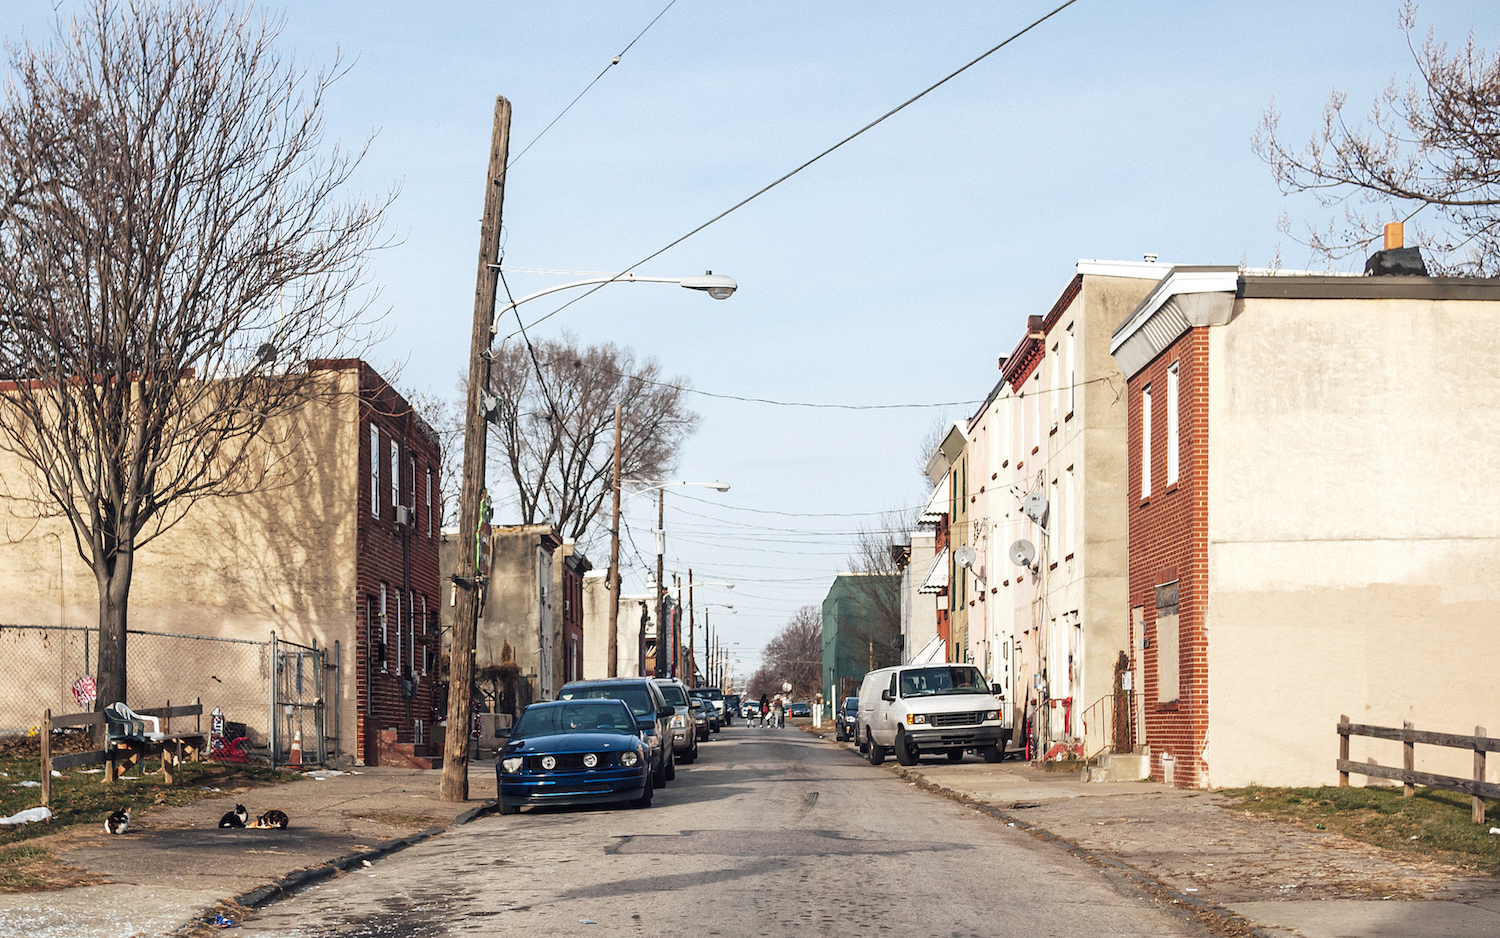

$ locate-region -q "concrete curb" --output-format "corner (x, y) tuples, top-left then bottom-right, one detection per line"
(174, 799), (499, 935)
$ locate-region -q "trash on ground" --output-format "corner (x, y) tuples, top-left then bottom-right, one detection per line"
(212, 912), (234, 928)
(1490, 827), (1500, 835)
(49, 770), (62, 778)
(16, 780), (40, 788)
(579, 919), (598, 925)
(303, 769), (347, 779)
(0, 807), (53, 826)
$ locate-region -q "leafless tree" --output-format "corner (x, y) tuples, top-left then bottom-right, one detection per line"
(838, 509), (911, 667)
(0, 0), (387, 713)
(485, 333), (698, 549)
(749, 605), (823, 701)
(402, 384), (461, 529)
(1255, 3), (1500, 274)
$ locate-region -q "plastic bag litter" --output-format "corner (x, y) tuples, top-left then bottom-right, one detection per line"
(0, 807), (53, 826)
(15, 780), (39, 788)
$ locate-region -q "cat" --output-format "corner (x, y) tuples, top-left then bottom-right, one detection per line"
(217, 804), (249, 828)
(104, 807), (130, 835)
(250, 809), (289, 829)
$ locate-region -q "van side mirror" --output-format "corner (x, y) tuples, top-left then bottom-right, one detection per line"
(881, 689), (894, 702)
(658, 706), (674, 719)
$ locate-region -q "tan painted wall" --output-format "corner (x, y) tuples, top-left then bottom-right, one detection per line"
(0, 368), (362, 753)
(1206, 296), (1500, 788)
(580, 571), (646, 679)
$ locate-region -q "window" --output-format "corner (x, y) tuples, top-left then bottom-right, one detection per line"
(1050, 342), (1061, 426)
(370, 426), (380, 518)
(420, 595), (428, 674)
(1141, 384), (1153, 499)
(1066, 323), (1076, 415)
(407, 589), (415, 677)
(1048, 477), (1059, 561)
(379, 584), (388, 671)
(1065, 465), (1076, 556)
(390, 441), (400, 518)
(425, 468), (433, 537)
(1155, 581), (1180, 704)
(393, 589), (401, 674)
(1166, 362), (1180, 485)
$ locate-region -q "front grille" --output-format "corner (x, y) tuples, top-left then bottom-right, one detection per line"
(527, 753), (614, 771)
(929, 711), (981, 728)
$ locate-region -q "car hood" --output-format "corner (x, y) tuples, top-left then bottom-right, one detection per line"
(504, 732), (644, 754)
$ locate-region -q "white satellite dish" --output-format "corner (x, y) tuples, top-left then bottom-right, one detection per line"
(1022, 492), (1048, 523)
(1009, 539), (1037, 568)
(953, 545), (977, 569)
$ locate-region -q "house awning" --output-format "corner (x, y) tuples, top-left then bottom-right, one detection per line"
(909, 634), (947, 665)
(918, 548), (949, 594)
(918, 475), (950, 524)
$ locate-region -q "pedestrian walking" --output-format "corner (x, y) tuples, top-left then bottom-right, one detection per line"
(759, 693), (769, 727)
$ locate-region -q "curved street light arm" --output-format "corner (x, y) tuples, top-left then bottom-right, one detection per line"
(487, 271), (737, 336)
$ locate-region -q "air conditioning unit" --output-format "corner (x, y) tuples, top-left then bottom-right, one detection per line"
(394, 505), (412, 527)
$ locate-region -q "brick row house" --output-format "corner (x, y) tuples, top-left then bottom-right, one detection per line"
(1110, 255), (1500, 787)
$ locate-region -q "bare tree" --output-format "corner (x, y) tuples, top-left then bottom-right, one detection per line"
(402, 384), (461, 529)
(1255, 3), (1500, 274)
(0, 0), (386, 713)
(485, 333), (698, 548)
(751, 605), (822, 701)
(840, 510), (911, 667)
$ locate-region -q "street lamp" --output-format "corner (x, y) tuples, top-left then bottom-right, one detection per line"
(611, 479), (730, 679)
(488, 271), (738, 335)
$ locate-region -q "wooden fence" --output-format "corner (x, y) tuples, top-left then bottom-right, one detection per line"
(1337, 716), (1499, 824)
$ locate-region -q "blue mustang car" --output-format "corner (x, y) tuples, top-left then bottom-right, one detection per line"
(497, 699), (653, 815)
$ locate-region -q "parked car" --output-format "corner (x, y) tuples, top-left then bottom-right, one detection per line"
(558, 678), (675, 786)
(692, 686), (728, 725)
(652, 678), (698, 765)
(741, 701), (760, 720)
(691, 697), (714, 741)
(787, 701), (812, 719)
(856, 664), (1003, 766)
(496, 699), (652, 815)
(835, 696), (859, 741)
(723, 694), (742, 722)
(691, 692), (721, 733)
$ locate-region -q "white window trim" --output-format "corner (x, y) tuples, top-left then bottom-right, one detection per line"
(1066, 323), (1076, 416)
(370, 426), (380, 518)
(1141, 384), (1153, 499)
(379, 584), (388, 672)
(425, 468), (433, 537)
(389, 441), (400, 520)
(1166, 362), (1180, 485)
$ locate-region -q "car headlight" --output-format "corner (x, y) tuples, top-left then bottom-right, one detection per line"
(984, 710), (999, 721)
(501, 757), (524, 773)
(670, 715), (686, 728)
(619, 751), (640, 767)
(905, 714), (928, 725)
(583, 753), (598, 768)
(541, 755), (556, 770)
(646, 734), (660, 747)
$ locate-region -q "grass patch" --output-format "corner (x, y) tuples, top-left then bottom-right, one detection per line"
(1224, 784), (1500, 874)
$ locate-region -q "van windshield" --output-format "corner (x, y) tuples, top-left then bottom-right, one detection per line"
(657, 685), (689, 707)
(899, 666), (990, 697)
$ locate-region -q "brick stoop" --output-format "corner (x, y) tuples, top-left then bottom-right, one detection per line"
(376, 728), (442, 769)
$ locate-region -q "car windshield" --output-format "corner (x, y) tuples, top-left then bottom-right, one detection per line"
(560, 684), (654, 717)
(657, 685), (689, 707)
(693, 687), (723, 700)
(843, 697), (858, 713)
(898, 666), (990, 697)
(512, 702), (635, 738)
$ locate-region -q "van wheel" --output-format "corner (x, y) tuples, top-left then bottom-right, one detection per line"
(947, 749), (965, 762)
(895, 729), (919, 766)
(980, 744), (1004, 763)
(868, 731), (887, 766)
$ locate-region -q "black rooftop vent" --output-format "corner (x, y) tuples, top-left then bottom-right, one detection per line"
(1364, 246), (1429, 277)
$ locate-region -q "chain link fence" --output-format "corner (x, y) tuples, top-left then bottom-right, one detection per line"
(0, 624), (273, 752)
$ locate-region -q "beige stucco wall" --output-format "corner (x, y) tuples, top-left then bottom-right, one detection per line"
(1206, 296), (1500, 788)
(580, 571), (647, 679)
(0, 368), (361, 753)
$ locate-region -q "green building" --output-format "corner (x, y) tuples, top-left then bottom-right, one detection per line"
(821, 573), (900, 711)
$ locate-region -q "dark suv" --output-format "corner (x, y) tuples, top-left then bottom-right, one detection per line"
(835, 696), (859, 741)
(558, 678), (676, 787)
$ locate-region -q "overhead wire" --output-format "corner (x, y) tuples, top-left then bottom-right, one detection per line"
(499, 0), (1084, 343)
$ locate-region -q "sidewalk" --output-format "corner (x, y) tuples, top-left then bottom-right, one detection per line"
(0, 763), (498, 937)
(806, 724), (1500, 938)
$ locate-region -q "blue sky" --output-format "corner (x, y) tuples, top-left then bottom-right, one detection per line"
(3, 1), (1492, 680)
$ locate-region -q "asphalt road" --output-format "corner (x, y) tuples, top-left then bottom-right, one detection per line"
(229, 725), (1209, 937)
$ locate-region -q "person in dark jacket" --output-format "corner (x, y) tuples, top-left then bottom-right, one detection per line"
(759, 693), (770, 726)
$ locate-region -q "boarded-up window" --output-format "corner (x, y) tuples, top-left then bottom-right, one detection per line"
(1155, 580), (1179, 704)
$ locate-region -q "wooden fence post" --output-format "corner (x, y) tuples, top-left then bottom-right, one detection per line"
(40, 710), (50, 808)
(1476, 726), (1488, 825)
(1403, 721), (1415, 798)
(1338, 714), (1350, 787)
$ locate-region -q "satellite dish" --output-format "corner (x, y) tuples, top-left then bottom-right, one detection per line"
(953, 545), (977, 569)
(1022, 491), (1048, 523)
(1009, 539), (1036, 568)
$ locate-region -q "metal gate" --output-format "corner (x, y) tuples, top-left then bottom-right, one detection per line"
(270, 632), (326, 766)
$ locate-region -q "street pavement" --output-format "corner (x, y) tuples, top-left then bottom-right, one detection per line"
(0, 720), (1493, 936)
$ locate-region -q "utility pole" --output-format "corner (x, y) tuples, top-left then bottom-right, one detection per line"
(440, 96), (510, 803)
(654, 488), (666, 678)
(607, 404), (621, 677)
(687, 569), (694, 684)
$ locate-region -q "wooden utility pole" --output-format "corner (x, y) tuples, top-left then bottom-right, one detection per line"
(687, 569), (694, 683)
(607, 404), (622, 677)
(440, 96), (510, 803)
(655, 489), (666, 678)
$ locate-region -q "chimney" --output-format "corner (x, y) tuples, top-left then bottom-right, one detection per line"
(1364, 222), (1428, 276)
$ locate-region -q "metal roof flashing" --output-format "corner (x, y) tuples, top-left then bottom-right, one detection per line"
(1108, 267), (1239, 379)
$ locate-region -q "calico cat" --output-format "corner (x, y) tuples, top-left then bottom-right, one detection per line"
(217, 804), (249, 828)
(104, 807), (130, 835)
(251, 809), (289, 829)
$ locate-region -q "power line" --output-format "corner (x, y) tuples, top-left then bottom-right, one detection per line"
(500, 0), (1084, 342)
(507, 0), (681, 169)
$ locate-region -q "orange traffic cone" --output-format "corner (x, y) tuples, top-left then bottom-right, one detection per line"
(289, 729), (303, 766)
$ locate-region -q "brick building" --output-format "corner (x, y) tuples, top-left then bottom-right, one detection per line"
(1110, 261), (1500, 787)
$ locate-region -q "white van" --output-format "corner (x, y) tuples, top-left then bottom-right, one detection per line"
(855, 664), (1004, 765)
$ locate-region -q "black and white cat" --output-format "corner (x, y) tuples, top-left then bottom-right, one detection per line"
(104, 807), (130, 835)
(251, 809), (289, 829)
(217, 804), (249, 828)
